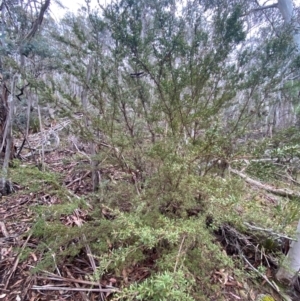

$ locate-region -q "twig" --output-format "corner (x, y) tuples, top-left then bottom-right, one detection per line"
(174, 235), (186, 273)
(30, 286), (119, 292)
(241, 254), (280, 293)
(64, 266), (89, 301)
(52, 252), (61, 277)
(66, 171), (91, 188)
(82, 234), (105, 301)
(72, 140), (92, 163)
(16, 137), (26, 158)
(37, 103), (45, 170)
(37, 275), (101, 286)
(275, 172), (300, 186)
(228, 292), (241, 299)
(4, 233), (32, 290)
(40, 242), (61, 276)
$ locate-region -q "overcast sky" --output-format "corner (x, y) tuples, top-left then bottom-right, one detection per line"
(51, 0), (300, 19)
(50, 0), (104, 19)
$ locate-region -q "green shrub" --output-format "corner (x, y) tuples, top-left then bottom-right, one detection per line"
(113, 270), (195, 301)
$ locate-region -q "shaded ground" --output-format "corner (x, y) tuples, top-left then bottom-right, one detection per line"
(0, 130), (296, 301)
(0, 148), (157, 300)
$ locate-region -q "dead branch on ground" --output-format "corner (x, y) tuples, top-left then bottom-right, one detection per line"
(229, 167), (300, 198)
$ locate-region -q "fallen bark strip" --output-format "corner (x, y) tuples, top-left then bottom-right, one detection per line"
(0, 221), (8, 237)
(229, 167), (300, 198)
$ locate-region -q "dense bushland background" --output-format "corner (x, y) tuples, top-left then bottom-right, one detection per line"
(1, 0), (300, 300)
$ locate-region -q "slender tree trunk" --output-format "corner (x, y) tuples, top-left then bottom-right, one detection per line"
(275, 0), (300, 283)
(81, 57), (99, 191)
(0, 75), (17, 195)
(277, 222), (300, 282)
(277, 0), (300, 48)
(277, 0), (293, 22)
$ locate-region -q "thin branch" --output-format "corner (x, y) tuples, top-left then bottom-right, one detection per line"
(242, 3), (278, 16)
(174, 235), (186, 273)
(37, 103), (45, 169)
(244, 222), (296, 241)
(82, 234), (105, 301)
(66, 171), (91, 188)
(30, 286), (119, 292)
(242, 254), (280, 293)
(24, 0), (51, 41)
(37, 276), (101, 287)
(4, 233), (32, 290)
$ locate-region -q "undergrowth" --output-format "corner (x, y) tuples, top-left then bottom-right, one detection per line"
(9, 133), (300, 300)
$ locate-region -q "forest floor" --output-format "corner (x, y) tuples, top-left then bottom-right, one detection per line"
(0, 148), (109, 301)
(0, 125), (299, 301)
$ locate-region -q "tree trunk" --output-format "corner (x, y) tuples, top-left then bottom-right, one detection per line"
(277, 0), (300, 49)
(277, 222), (300, 283)
(81, 57), (99, 191)
(0, 75), (17, 196)
(275, 0), (300, 284)
(277, 0), (293, 22)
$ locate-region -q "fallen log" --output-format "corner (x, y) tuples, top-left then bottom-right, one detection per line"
(229, 167), (300, 287)
(229, 167), (300, 198)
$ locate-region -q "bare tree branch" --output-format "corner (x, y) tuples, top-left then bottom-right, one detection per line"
(242, 3), (278, 16)
(24, 0), (51, 41)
